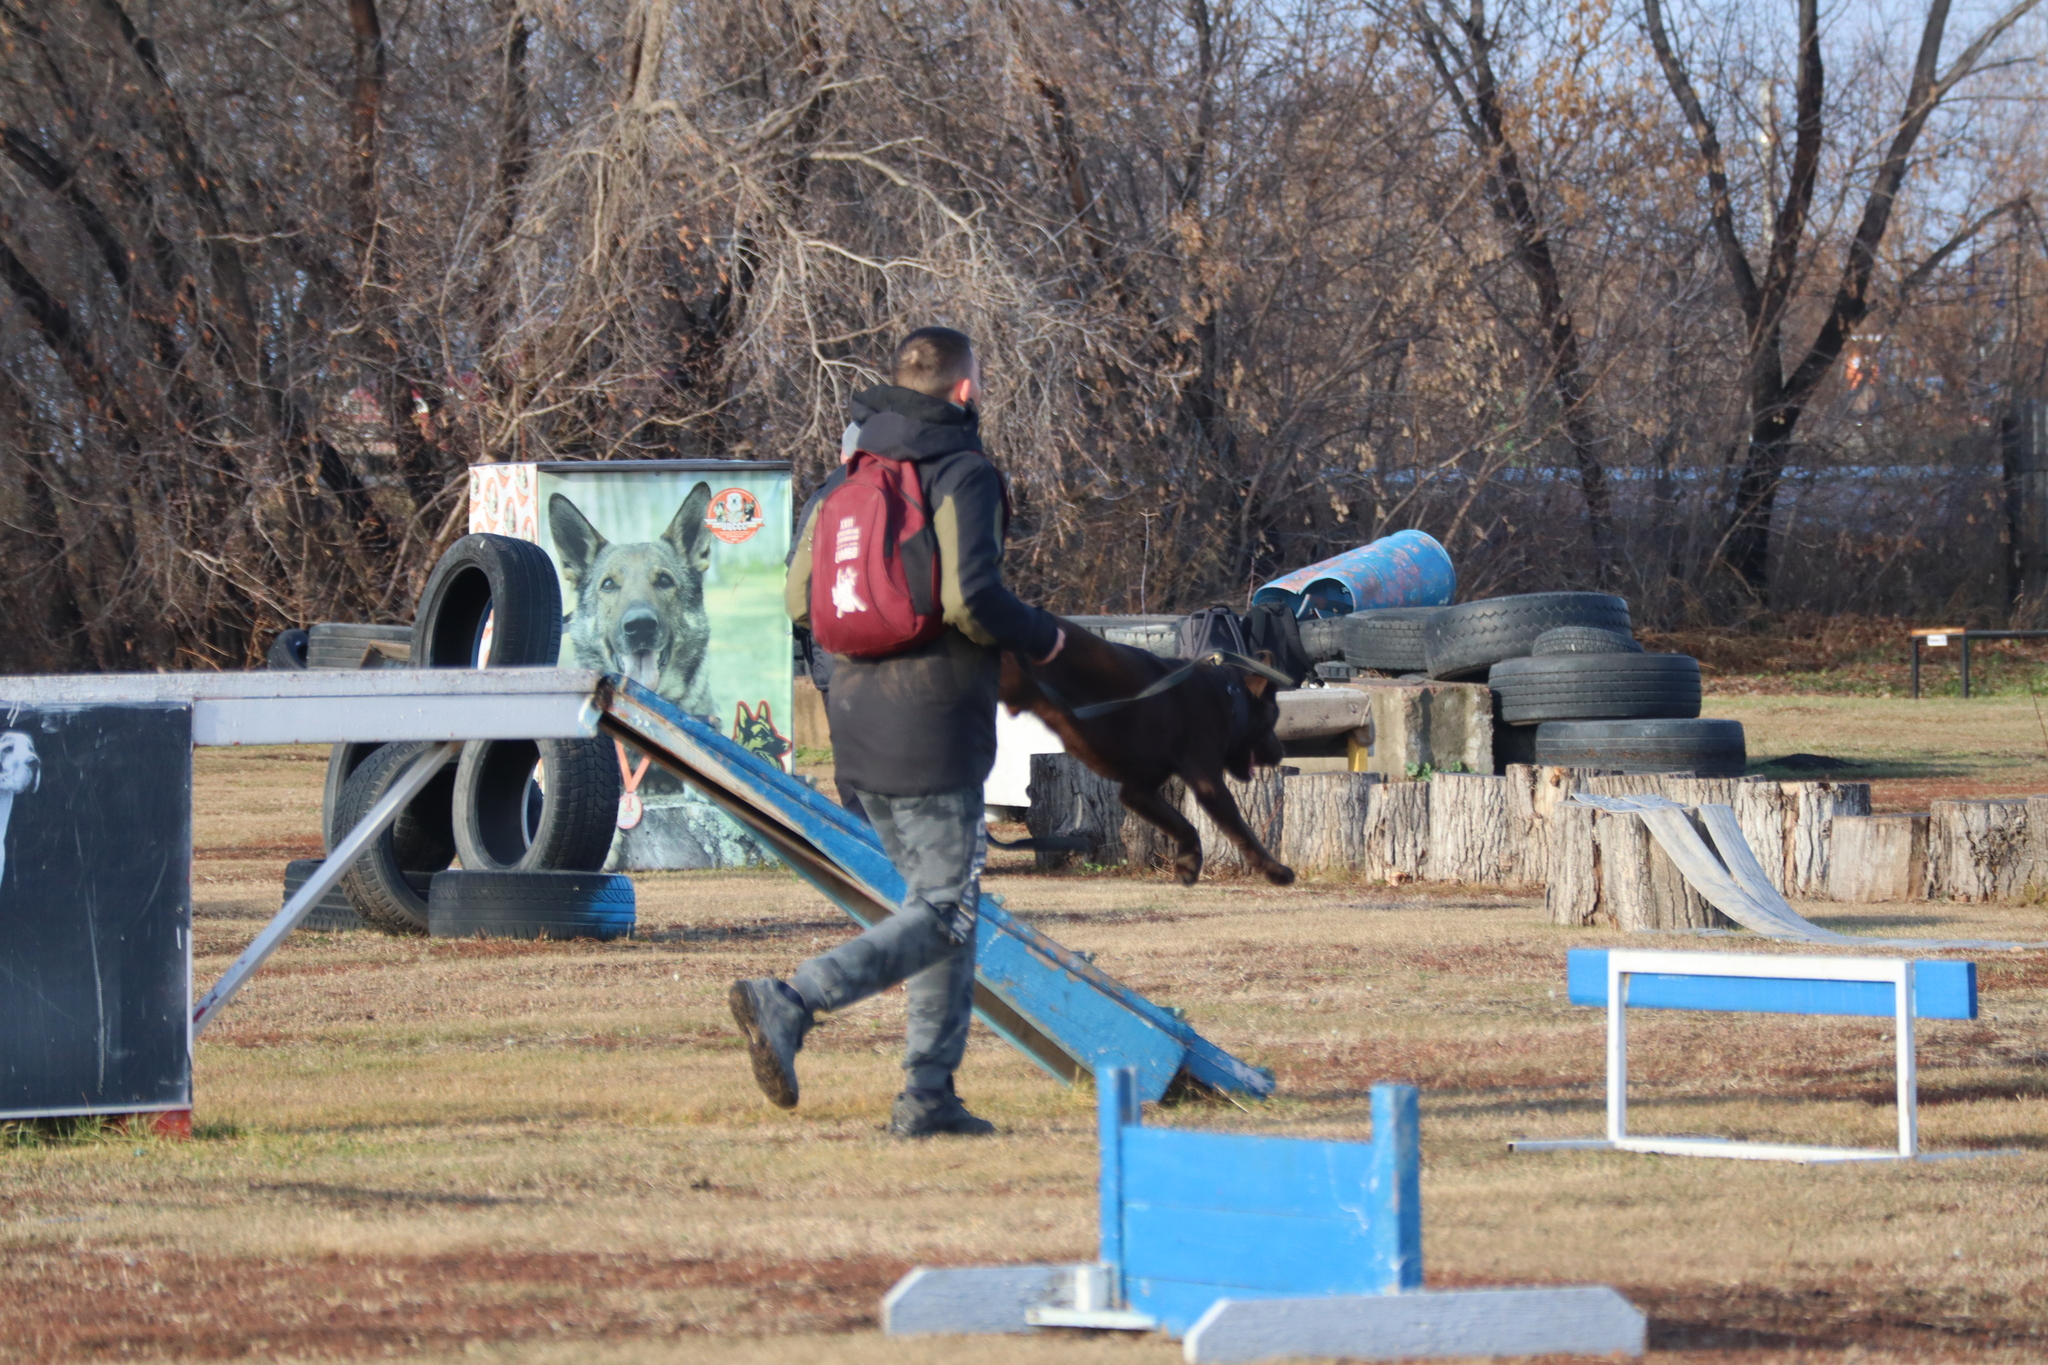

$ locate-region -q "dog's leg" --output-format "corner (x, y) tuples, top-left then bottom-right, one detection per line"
(1119, 783), (1204, 886)
(1183, 775), (1296, 886)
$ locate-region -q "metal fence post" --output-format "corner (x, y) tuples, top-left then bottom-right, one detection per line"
(1911, 636), (1920, 699)
(1962, 634), (1972, 699)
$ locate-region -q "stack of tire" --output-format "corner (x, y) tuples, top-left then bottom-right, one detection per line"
(1336, 592), (1743, 776)
(274, 535), (632, 942)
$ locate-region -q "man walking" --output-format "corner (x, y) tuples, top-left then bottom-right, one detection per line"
(729, 326), (1063, 1137)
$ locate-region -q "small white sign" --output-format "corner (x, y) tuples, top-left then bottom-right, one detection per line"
(1926, 634), (1948, 647)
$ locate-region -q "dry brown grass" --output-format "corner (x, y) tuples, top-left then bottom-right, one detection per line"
(7, 746), (2048, 1362)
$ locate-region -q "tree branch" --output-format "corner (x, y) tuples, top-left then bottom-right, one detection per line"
(1641, 0), (1759, 323)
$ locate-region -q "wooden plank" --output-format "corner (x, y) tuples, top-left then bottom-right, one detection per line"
(1182, 1286), (1647, 1363)
(1122, 1206), (1396, 1296)
(1121, 1128), (1375, 1217)
(604, 683), (1284, 1100)
(1567, 949), (1976, 1019)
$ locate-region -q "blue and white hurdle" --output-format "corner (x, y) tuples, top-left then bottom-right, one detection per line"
(1512, 948), (2013, 1163)
(885, 1067), (1645, 1362)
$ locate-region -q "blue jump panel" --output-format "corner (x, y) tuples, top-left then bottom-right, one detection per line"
(1100, 1067), (1420, 1335)
(1566, 949), (1976, 1020)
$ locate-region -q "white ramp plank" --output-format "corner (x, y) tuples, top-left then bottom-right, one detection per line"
(1182, 1286), (1646, 1363)
(882, 1265), (1085, 1336)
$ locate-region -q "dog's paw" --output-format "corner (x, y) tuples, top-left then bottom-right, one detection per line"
(1264, 863), (1297, 887)
(1174, 854), (1203, 887)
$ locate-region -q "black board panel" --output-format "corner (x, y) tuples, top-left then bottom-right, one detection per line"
(0, 704), (191, 1117)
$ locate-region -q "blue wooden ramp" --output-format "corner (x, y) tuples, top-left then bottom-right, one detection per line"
(599, 677), (1272, 1101)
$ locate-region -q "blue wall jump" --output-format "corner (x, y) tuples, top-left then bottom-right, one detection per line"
(1565, 949), (1976, 1020)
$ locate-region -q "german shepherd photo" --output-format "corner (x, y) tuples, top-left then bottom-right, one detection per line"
(549, 483), (716, 718)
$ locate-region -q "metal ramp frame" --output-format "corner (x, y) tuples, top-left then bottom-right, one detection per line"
(10, 667), (1269, 1102)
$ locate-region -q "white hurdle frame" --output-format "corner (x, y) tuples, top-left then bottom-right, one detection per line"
(1514, 950), (1962, 1164)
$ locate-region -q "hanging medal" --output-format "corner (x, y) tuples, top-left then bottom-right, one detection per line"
(616, 739), (652, 829)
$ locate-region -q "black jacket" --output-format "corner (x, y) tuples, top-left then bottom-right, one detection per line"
(786, 385), (1059, 795)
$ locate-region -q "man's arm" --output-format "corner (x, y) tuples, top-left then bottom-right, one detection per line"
(930, 456), (1060, 661)
(785, 497), (822, 629)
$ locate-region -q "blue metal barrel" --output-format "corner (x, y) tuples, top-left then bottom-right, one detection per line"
(1252, 530), (1455, 617)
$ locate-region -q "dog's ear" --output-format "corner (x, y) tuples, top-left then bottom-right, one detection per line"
(548, 494), (607, 591)
(1241, 648), (1277, 698)
(663, 482), (716, 573)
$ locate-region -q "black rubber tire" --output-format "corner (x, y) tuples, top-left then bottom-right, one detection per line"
(412, 534), (563, 668)
(427, 870), (636, 941)
(1296, 617), (1348, 664)
(267, 628), (310, 671)
(1341, 607), (1440, 672)
(1533, 718), (1746, 776)
(452, 737), (619, 873)
(1531, 625), (1641, 656)
(283, 858), (367, 932)
(322, 743), (379, 851)
(306, 622), (413, 670)
(333, 742), (461, 934)
(1488, 653), (1701, 724)
(324, 742), (455, 866)
(1422, 593), (1631, 679)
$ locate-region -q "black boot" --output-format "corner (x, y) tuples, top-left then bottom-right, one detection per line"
(728, 977), (813, 1109)
(887, 1077), (995, 1137)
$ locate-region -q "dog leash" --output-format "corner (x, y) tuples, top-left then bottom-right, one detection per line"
(1042, 650), (1297, 721)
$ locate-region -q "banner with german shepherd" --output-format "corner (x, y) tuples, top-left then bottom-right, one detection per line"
(469, 460), (794, 870)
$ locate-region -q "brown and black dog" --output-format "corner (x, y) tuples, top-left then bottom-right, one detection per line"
(1000, 620), (1294, 886)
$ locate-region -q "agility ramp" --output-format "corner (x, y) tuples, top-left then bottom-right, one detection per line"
(602, 677), (1274, 1101)
(1574, 792), (2048, 951)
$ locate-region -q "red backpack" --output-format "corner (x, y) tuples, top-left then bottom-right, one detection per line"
(808, 451), (944, 658)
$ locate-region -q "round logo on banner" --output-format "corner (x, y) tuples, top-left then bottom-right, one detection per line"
(705, 487), (764, 543)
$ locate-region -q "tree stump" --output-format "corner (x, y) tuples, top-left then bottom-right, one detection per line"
(1280, 772), (1378, 873)
(1025, 753), (1126, 869)
(1362, 780), (1429, 882)
(1545, 801), (1602, 926)
(1595, 807), (1732, 931)
(1501, 765), (1541, 885)
(1025, 753), (1182, 871)
(1928, 798), (2029, 902)
(2027, 796), (2048, 898)
(1826, 814), (1930, 902)
(1733, 781), (1790, 892)
(1426, 773), (1512, 884)
(1178, 769), (1286, 876)
(1782, 781), (1873, 897)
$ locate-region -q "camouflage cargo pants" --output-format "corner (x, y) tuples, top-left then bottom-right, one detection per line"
(791, 786), (984, 1090)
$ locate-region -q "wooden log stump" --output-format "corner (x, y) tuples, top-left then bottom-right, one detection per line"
(1928, 798), (2029, 902)
(1178, 769), (1286, 877)
(1362, 780), (1429, 882)
(1280, 772), (1379, 874)
(1025, 753), (1182, 871)
(2027, 796), (2048, 898)
(1826, 814), (1930, 903)
(1734, 782), (1790, 892)
(1501, 765), (1540, 886)
(1595, 808), (1732, 931)
(1426, 773), (1512, 884)
(1545, 802), (1602, 926)
(1782, 781), (1873, 897)
(1025, 753), (1125, 869)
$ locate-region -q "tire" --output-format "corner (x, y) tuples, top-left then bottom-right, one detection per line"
(1488, 653), (1701, 724)
(333, 742), (461, 934)
(283, 859), (366, 932)
(1533, 718), (1746, 777)
(1341, 607), (1440, 672)
(413, 534), (563, 668)
(427, 870), (636, 941)
(267, 628), (309, 671)
(1297, 617), (1347, 664)
(306, 622), (412, 670)
(1532, 625), (1641, 656)
(1422, 592), (1630, 679)
(452, 737), (620, 873)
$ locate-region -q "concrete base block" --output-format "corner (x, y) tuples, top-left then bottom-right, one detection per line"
(882, 1264), (1088, 1336)
(1181, 1285), (1646, 1363)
